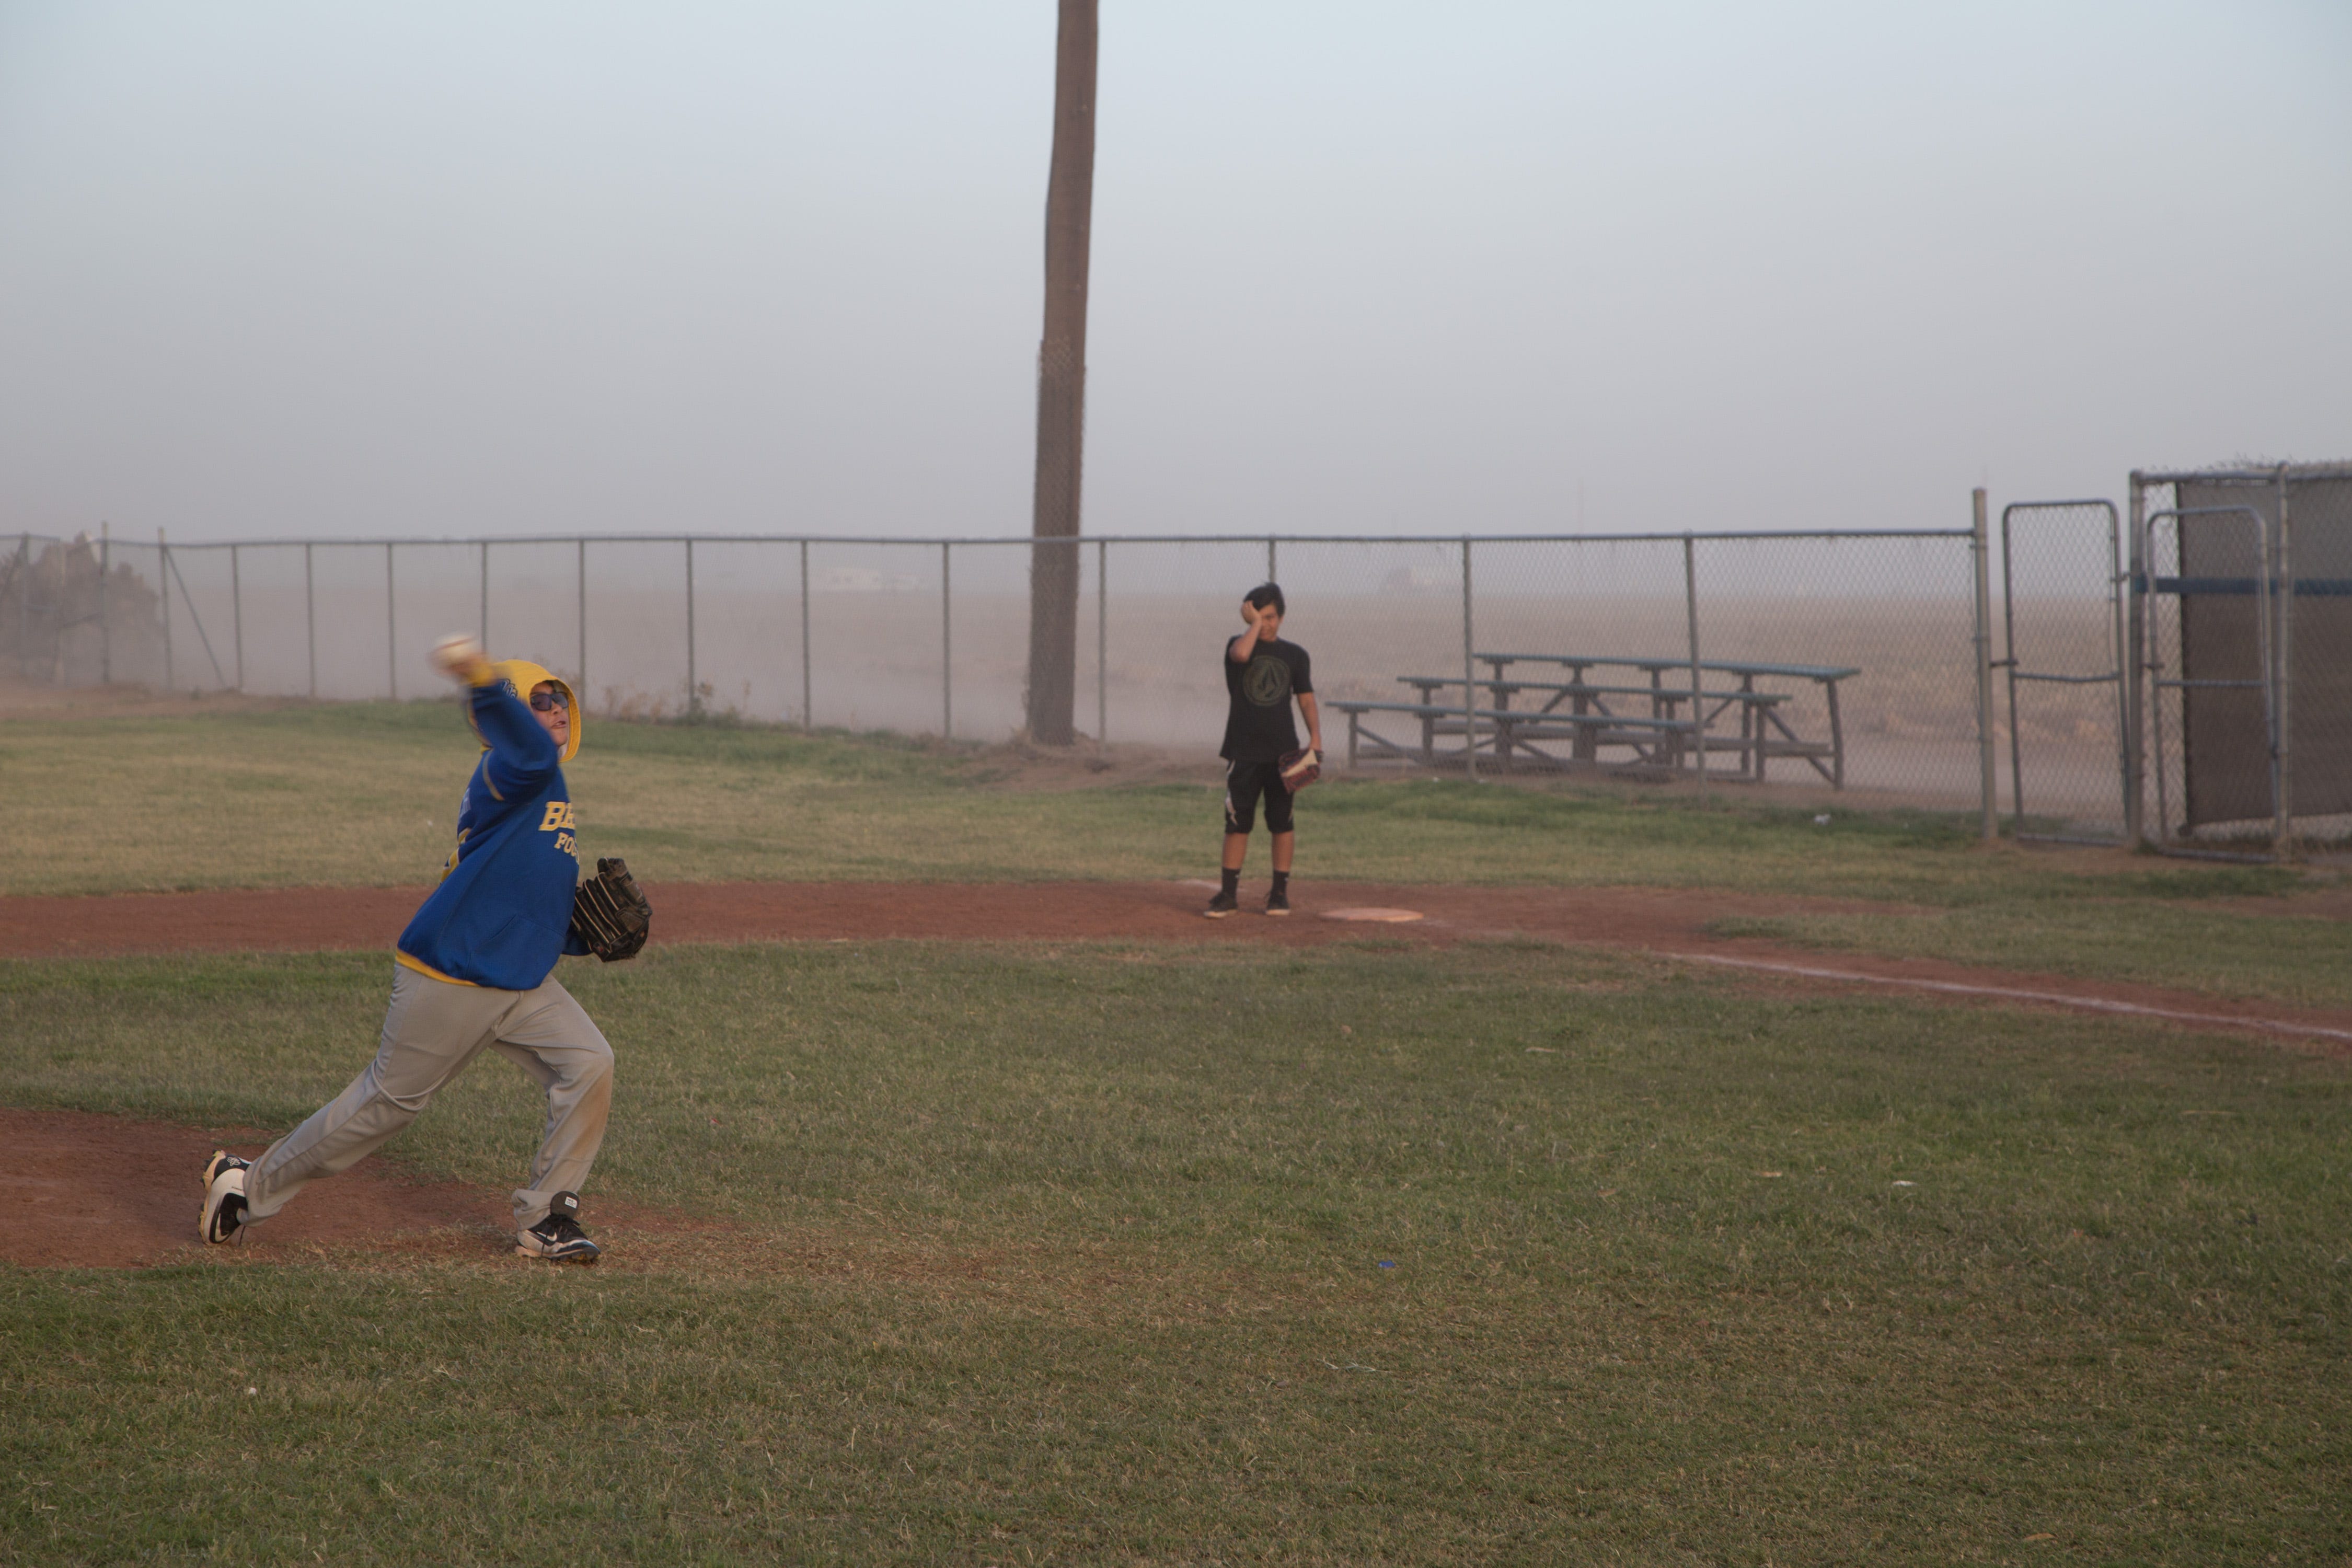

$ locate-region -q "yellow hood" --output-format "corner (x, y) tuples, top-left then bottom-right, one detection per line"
(468, 658), (582, 763)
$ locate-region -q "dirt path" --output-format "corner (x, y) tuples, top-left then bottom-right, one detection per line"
(0, 878), (1894, 958)
(7, 877), (2351, 1046)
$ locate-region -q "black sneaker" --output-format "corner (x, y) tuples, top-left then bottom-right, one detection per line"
(1264, 886), (1290, 917)
(516, 1191), (601, 1264)
(199, 1150), (251, 1246)
(1204, 889), (1239, 918)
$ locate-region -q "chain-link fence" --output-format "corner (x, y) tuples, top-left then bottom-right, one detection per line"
(3, 524), (2034, 809)
(20, 492), (2351, 841)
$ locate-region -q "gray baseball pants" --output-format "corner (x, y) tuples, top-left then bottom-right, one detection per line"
(241, 963), (614, 1232)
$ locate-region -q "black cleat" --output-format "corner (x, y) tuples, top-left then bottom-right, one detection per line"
(199, 1150), (251, 1246)
(1264, 886), (1290, 917)
(1204, 889), (1239, 919)
(516, 1191), (601, 1264)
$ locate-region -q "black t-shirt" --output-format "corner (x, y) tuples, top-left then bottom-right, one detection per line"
(1219, 636), (1312, 762)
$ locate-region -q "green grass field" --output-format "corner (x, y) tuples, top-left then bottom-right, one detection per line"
(5, 700), (2347, 1006)
(6, 941), (2348, 1563)
(5, 705), (2349, 1562)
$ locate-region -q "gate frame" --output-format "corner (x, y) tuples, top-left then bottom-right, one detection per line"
(2128, 462), (2352, 859)
(1997, 499), (2126, 843)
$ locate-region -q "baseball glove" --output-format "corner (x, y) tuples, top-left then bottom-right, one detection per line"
(571, 856), (652, 962)
(1277, 746), (1321, 790)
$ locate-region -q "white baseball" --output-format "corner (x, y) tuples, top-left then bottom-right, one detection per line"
(429, 634), (485, 677)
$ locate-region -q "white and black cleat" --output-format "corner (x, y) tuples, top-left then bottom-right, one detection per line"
(516, 1190), (601, 1264)
(1204, 890), (1239, 918)
(199, 1150), (251, 1246)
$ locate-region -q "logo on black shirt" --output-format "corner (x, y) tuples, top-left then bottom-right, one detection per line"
(1243, 653), (1293, 707)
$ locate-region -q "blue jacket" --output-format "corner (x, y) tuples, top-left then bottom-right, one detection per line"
(396, 667), (586, 990)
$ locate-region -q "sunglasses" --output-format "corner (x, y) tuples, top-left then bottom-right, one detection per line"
(529, 689), (570, 712)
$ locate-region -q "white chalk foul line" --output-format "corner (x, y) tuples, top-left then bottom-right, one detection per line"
(1666, 952), (2352, 1046)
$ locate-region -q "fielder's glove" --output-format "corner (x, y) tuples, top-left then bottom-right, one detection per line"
(571, 857), (652, 962)
(1277, 747), (1322, 790)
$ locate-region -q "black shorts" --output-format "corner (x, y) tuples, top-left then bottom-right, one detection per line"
(1223, 758), (1295, 835)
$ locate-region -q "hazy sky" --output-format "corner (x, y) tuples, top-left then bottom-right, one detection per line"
(2, 1), (2346, 542)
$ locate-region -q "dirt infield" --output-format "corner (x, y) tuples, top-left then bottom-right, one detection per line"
(2, 878), (1888, 958)
(8, 877), (2351, 1045)
(9, 878), (2348, 1271)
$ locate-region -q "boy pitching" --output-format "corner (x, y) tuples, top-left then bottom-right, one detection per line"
(199, 638), (617, 1263)
(1208, 582), (1321, 917)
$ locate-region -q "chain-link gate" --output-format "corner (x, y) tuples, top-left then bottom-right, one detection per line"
(1998, 501), (2126, 841)
(2143, 505), (2278, 851)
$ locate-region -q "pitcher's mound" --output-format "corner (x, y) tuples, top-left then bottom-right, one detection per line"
(1321, 907), (1425, 923)
(6, 1106), (716, 1270)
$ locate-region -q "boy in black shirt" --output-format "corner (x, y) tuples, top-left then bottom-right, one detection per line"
(1208, 583), (1321, 917)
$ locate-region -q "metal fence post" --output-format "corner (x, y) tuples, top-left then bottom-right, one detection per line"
(1267, 537), (1276, 584)
(799, 539), (812, 730)
(158, 528), (174, 692)
(2106, 502), (2130, 840)
(1972, 488), (1997, 841)
(2124, 475), (2146, 843)
(304, 541), (316, 698)
(2000, 506), (2024, 833)
(1096, 537), (1108, 745)
(385, 541), (397, 700)
(98, 522), (111, 684)
(941, 541), (953, 738)
(230, 543), (244, 691)
(1684, 532), (1705, 803)
(684, 537), (698, 718)
(479, 539), (490, 648)
(2274, 468), (2294, 856)
(576, 537), (588, 698)
(13, 534), (27, 677)
(1461, 537), (1477, 781)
